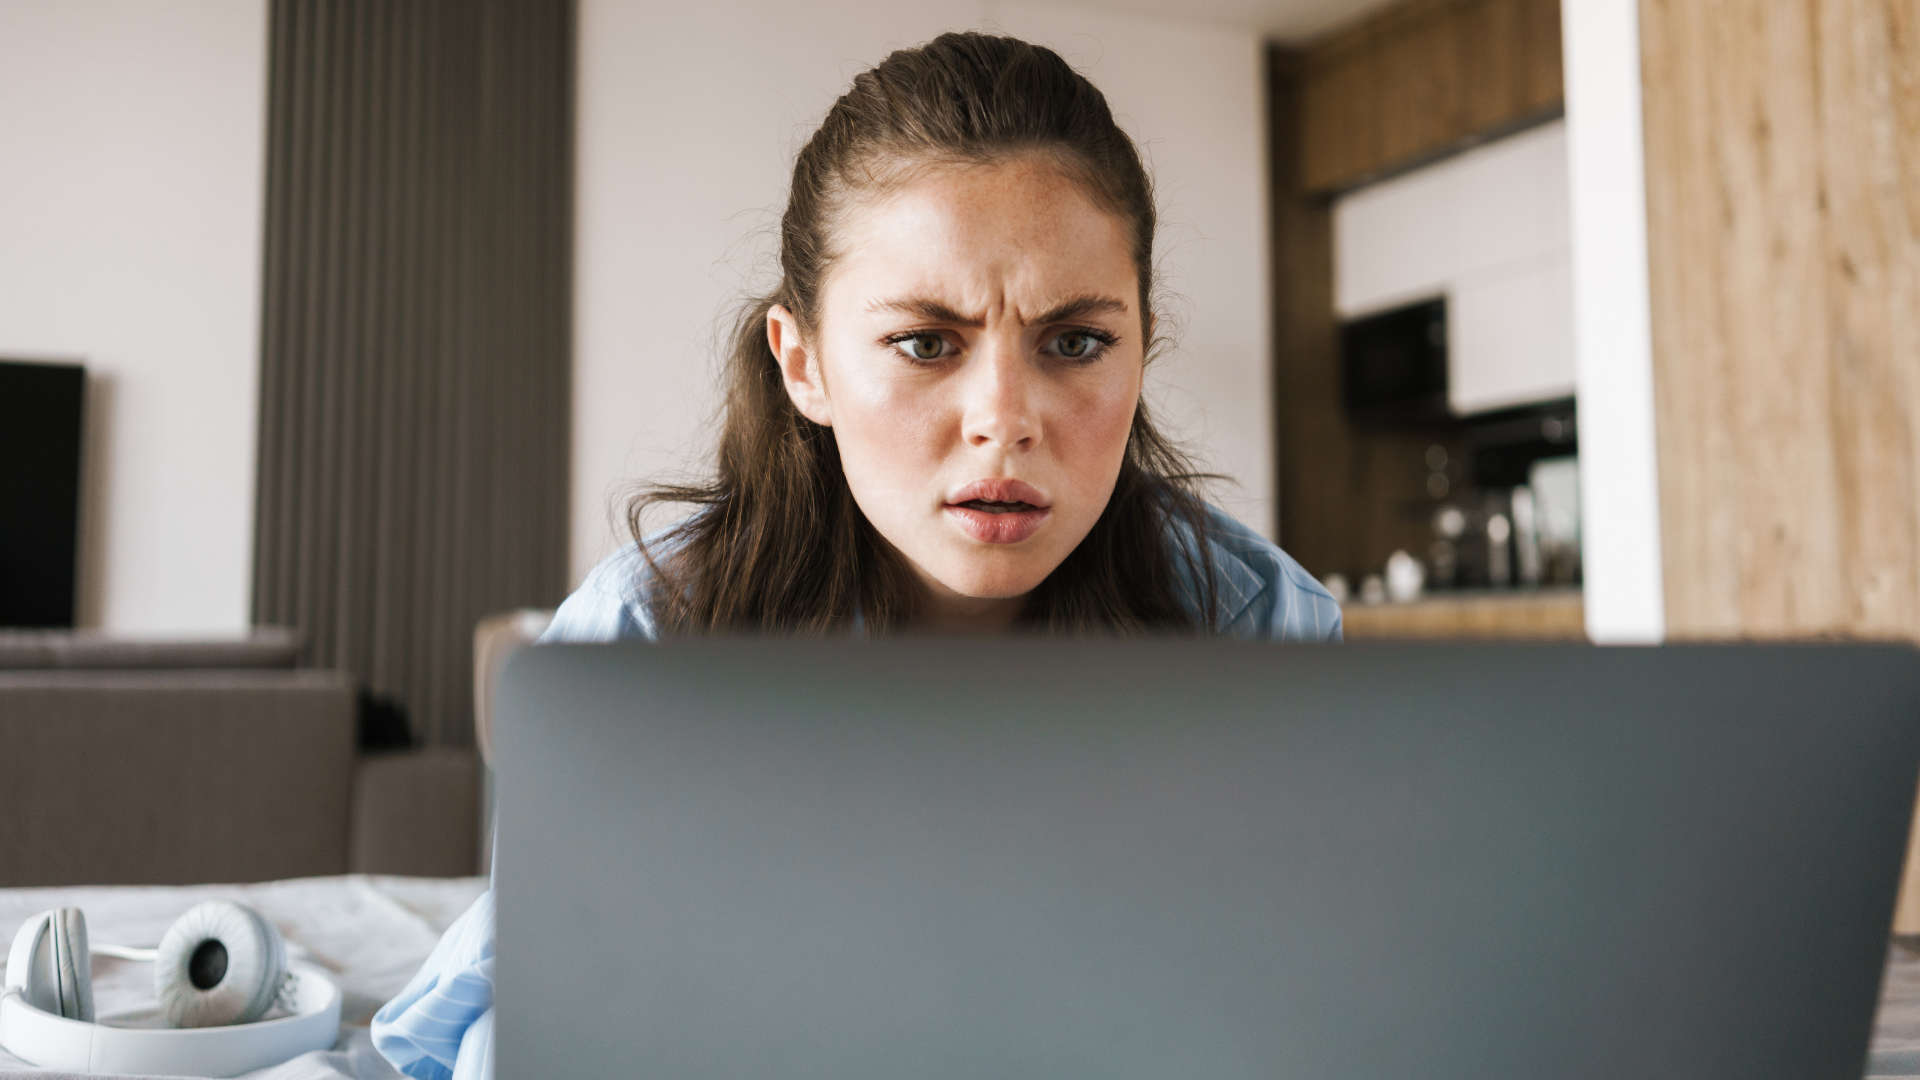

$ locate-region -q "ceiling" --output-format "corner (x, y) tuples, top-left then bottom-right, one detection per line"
(1040, 0), (1405, 43)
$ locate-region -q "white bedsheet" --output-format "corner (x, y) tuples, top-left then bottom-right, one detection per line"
(0, 875), (487, 1080)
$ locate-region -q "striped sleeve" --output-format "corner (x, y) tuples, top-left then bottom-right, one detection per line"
(371, 891), (496, 1080)
(453, 1007), (495, 1080)
(1275, 556), (1344, 642)
(539, 542), (659, 643)
(1184, 504), (1343, 642)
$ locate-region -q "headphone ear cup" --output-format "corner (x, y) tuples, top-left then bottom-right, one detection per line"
(154, 901), (288, 1028)
(47, 908), (94, 1023)
(6, 912), (56, 1015)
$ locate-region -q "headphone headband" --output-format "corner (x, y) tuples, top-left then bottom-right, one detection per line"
(0, 964), (340, 1077)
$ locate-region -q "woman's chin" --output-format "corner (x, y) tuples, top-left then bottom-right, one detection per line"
(922, 556), (1057, 603)
(882, 513), (1083, 603)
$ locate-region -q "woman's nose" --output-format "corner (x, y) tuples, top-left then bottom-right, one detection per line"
(959, 340), (1039, 451)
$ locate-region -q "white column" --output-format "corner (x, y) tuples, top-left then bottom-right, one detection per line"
(1561, 0), (1666, 643)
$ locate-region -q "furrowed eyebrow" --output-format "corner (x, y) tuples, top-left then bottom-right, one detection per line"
(866, 294), (1130, 328)
(1029, 295), (1129, 325)
(866, 297), (985, 328)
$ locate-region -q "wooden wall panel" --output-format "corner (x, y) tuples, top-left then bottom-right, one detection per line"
(1270, 49), (1470, 582)
(1640, 0), (1920, 640)
(1299, 0), (1563, 193)
(1275, 0), (1560, 580)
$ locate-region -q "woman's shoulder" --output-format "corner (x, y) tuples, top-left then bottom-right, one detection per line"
(538, 530), (686, 644)
(1175, 504), (1343, 642)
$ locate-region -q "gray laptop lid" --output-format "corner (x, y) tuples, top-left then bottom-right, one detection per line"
(496, 641), (1920, 1079)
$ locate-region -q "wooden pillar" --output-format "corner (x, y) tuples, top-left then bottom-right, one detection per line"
(1640, 0), (1920, 639)
(1637, 0), (1920, 929)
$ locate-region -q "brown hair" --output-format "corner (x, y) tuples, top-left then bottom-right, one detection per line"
(629, 31), (1217, 635)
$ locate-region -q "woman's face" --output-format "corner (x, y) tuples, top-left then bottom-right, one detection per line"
(770, 156), (1145, 626)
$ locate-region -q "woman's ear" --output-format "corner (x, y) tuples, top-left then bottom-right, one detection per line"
(768, 304), (832, 426)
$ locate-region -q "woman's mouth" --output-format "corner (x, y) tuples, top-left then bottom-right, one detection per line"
(943, 480), (1051, 544)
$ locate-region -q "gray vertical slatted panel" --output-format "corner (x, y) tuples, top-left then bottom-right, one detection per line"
(255, 0), (574, 747)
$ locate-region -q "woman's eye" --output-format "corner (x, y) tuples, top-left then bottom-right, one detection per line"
(1056, 333), (1095, 358)
(892, 334), (948, 361)
(1050, 330), (1109, 361)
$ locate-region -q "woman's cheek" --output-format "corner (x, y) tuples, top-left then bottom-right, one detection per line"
(1063, 370), (1140, 464)
(865, 375), (940, 441)
(836, 370), (952, 494)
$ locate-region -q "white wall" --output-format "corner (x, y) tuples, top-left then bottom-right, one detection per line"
(1561, 0), (1664, 644)
(0, 0), (1266, 628)
(572, 0), (1273, 583)
(0, 0), (267, 634)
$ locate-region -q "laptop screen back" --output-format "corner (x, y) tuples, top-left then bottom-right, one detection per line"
(497, 641), (1920, 1080)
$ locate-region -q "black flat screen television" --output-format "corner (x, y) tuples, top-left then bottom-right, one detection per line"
(0, 359), (85, 627)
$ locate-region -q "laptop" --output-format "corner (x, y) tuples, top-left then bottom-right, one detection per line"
(495, 641), (1920, 1079)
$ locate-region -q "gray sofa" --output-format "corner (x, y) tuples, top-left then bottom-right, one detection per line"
(0, 630), (480, 887)
(0, 669), (355, 886)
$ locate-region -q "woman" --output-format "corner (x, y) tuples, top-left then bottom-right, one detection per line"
(374, 30), (1338, 1080)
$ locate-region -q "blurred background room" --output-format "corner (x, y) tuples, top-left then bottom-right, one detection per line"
(1, 0), (1916, 913)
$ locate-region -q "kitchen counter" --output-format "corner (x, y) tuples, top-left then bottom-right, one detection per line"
(1341, 587), (1585, 641)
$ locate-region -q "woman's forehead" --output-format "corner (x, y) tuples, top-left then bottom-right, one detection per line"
(826, 157), (1138, 314)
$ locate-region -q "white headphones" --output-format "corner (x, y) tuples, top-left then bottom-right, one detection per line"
(1, 901), (340, 1077)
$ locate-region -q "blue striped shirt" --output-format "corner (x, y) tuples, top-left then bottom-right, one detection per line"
(371, 504), (1339, 1080)
(370, 891), (495, 1080)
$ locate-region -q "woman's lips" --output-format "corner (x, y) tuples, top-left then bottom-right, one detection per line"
(945, 502), (1050, 544)
(943, 479), (1051, 544)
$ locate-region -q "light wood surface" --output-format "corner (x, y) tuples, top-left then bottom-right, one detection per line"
(1638, 0), (1920, 929)
(1298, 0), (1563, 193)
(1340, 589), (1586, 640)
(1899, 794), (1920, 935)
(1641, 0), (1920, 642)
